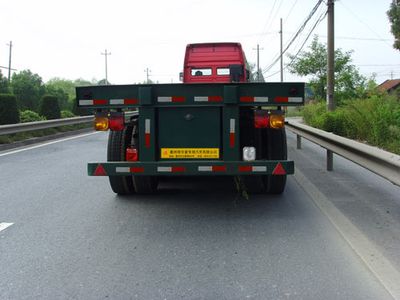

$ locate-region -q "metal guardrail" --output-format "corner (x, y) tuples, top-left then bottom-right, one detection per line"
(286, 119), (400, 186)
(0, 111), (137, 136)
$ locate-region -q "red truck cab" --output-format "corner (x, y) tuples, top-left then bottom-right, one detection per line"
(182, 42), (249, 83)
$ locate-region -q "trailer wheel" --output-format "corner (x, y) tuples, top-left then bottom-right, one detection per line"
(264, 128), (287, 194)
(107, 126), (135, 195)
(131, 123), (158, 194)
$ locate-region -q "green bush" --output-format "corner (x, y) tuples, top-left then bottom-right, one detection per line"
(61, 110), (75, 118)
(20, 110), (46, 123)
(39, 95), (61, 120)
(0, 93), (20, 125)
(302, 94), (400, 154)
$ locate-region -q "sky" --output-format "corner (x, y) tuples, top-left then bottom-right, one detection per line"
(0, 0), (399, 85)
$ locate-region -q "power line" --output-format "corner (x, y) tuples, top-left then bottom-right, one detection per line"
(264, 9), (327, 80)
(262, 0), (324, 74)
(338, 1), (393, 48)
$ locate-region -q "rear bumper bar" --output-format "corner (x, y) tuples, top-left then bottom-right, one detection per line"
(88, 160), (294, 176)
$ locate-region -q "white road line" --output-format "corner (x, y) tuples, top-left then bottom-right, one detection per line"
(0, 222), (14, 232)
(0, 132), (100, 157)
(294, 168), (400, 300)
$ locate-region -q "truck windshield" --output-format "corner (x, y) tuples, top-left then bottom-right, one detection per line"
(217, 68), (230, 75)
(191, 68), (212, 76)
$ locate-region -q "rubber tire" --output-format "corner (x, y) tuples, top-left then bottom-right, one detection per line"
(265, 128), (287, 194)
(107, 126), (135, 195)
(131, 123), (158, 194)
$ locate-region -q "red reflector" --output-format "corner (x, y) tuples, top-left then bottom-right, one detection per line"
(212, 166), (226, 172)
(229, 133), (235, 147)
(124, 98), (139, 105)
(172, 96), (185, 102)
(240, 96), (254, 102)
(239, 166), (252, 172)
(130, 167), (144, 173)
(272, 163), (286, 175)
(109, 116), (124, 131)
(145, 133), (151, 148)
(126, 148), (138, 161)
(275, 97), (288, 103)
(93, 99), (107, 105)
(93, 164), (107, 176)
(208, 96), (223, 102)
(254, 111), (269, 128)
(172, 166), (185, 172)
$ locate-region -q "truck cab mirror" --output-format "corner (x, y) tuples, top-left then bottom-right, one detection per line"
(246, 69), (250, 81)
(179, 72), (183, 82)
(229, 64), (243, 82)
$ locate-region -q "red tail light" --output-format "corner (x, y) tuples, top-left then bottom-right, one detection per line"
(254, 111), (269, 128)
(126, 147), (138, 161)
(109, 113), (125, 131)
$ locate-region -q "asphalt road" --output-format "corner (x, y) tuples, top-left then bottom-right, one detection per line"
(0, 131), (398, 299)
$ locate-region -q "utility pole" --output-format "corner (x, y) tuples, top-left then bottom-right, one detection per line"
(279, 18), (283, 82)
(144, 68), (151, 83)
(7, 41), (12, 82)
(253, 44), (264, 82)
(327, 0), (335, 111)
(101, 49), (111, 85)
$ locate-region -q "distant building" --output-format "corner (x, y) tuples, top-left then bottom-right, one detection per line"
(378, 79), (400, 95)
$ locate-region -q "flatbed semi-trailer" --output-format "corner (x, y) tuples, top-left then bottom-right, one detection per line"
(77, 43), (304, 195)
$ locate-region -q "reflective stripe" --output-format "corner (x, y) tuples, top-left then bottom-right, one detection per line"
(157, 166), (185, 173)
(239, 166), (267, 172)
(158, 167), (172, 172)
(116, 167), (130, 173)
(158, 97), (172, 102)
(254, 97), (269, 102)
(110, 99), (124, 105)
(198, 166), (213, 171)
(198, 166), (226, 172)
(230, 119), (235, 133)
(194, 96), (208, 102)
(79, 99), (93, 105)
(158, 96), (185, 103)
(288, 97), (303, 103)
(145, 119), (151, 134)
(194, 96), (223, 102)
(253, 166), (267, 172)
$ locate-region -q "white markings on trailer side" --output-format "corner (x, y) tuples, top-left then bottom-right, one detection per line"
(252, 166), (267, 172)
(254, 97), (269, 102)
(116, 167), (130, 173)
(78, 99), (93, 105)
(194, 96), (208, 102)
(157, 97), (172, 102)
(198, 166), (213, 172)
(157, 167), (172, 172)
(230, 119), (235, 133)
(109, 99), (124, 105)
(288, 97), (303, 103)
(0, 222), (14, 233)
(145, 119), (151, 134)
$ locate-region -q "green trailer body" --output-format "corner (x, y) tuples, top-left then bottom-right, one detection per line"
(77, 82), (304, 194)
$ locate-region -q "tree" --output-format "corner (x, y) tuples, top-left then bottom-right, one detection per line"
(39, 95), (61, 120)
(0, 70), (9, 93)
(0, 94), (20, 124)
(247, 63), (265, 82)
(288, 36), (367, 104)
(387, 0), (400, 50)
(45, 84), (69, 110)
(11, 70), (45, 111)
